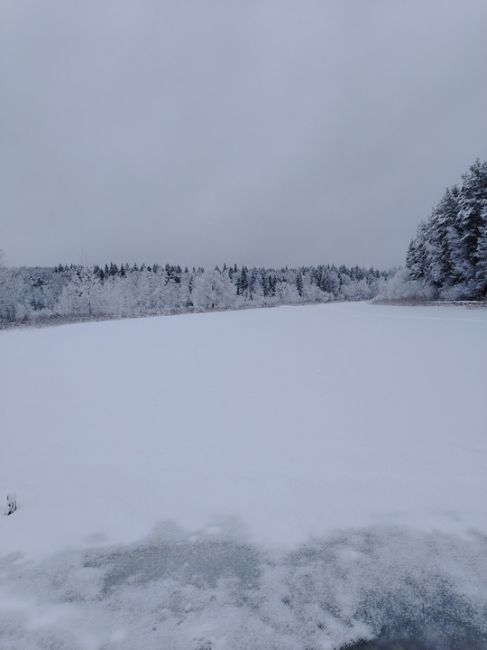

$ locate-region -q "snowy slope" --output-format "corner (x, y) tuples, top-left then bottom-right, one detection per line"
(1, 302), (487, 649)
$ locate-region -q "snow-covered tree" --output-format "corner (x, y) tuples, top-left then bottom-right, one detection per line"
(404, 159), (487, 299)
(457, 160), (487, 276)
(476, 223), (487, 296)
(1, 259), (390, 325)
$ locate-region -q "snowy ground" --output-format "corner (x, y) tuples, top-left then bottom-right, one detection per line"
(1, 302), (486, 649)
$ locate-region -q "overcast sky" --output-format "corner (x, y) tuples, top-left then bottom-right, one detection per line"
(1, 0), (487, 269)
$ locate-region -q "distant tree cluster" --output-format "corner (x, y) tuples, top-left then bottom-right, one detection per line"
(0, 262), (389, 325)
(405, 159), (487, 300)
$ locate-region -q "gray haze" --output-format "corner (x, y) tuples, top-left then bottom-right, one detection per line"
(1, 0), (487, 269)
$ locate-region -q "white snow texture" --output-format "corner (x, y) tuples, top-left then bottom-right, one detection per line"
(1, 302), (486, 649)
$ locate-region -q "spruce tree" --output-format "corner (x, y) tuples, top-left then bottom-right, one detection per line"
(429, 187), (459, 287)
(457, 160), (487, 280)
(296, 272), (304, 297)
(475, 224), (487, 296)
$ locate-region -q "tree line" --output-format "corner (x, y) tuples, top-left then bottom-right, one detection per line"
(0, 262), (390, 324)
(3, 158), (483, 322)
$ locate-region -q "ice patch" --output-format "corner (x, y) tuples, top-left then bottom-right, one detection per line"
(1, 524), (486, 650)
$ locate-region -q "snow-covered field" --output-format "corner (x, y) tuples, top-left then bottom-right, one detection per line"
(1, 302), (487, 649)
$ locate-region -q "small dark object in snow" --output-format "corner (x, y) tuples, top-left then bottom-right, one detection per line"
(5, 493), (17, 515)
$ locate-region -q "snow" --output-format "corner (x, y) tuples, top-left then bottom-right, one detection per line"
(2, 302), (486, 554)
(1, 302), (487, 649)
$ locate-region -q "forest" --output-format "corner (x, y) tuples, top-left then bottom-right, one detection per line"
(0, 261), (389, 325)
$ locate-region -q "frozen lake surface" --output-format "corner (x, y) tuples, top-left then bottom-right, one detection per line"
(1, 302), (486, 648)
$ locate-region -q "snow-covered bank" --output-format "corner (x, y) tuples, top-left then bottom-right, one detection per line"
(373, 298), (487, 308)
(1, 302), (486, 648)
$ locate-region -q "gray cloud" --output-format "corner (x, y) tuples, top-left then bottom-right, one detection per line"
(1, 0), (487, 268)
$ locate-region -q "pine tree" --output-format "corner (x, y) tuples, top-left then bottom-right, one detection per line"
(237, 267), (249, 297)
(475, 223), (487, 296)
(457, 159), (487, 281)
(296, 272), (304, 297)
(429, 187), (459, 287)
(406, 239), (422, 280)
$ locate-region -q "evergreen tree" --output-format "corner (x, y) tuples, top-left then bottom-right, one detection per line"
(296, 272), (304, 297)
(457, 160), (487, 278)
(476, 223), (487, 296)
(429, 187), (458, 287)
(405, 159), (487, 298)
(237, 267), (249, 296)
